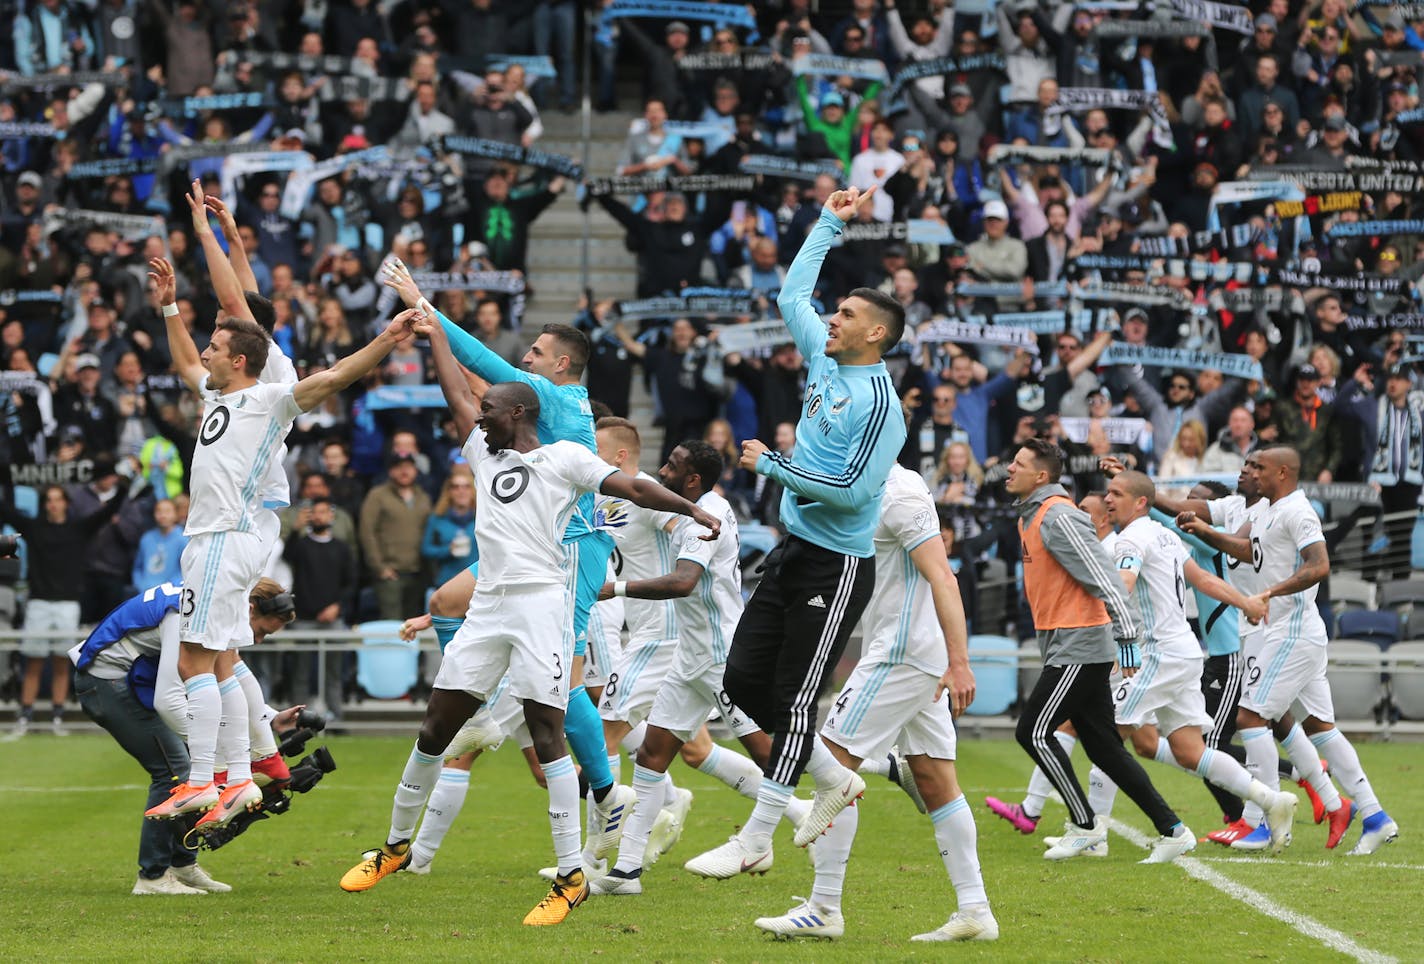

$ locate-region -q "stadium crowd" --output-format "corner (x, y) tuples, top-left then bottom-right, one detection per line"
(4, 0), (1424, 726)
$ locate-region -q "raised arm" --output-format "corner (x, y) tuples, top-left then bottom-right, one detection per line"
(413, 309), (479, 440)
(1179, 514), (1254, 564)
(1100, 455), (1214, 518)
(148, 256), (207, 393)
(611, 320), (648, 358)
(1067, 330), (1115, 380)
(185, 179), (250, 322)
(909, 536), (975, 716)
(776, 185), (875, 359)
(1185, 557), (1267, 623)
(598, 472), (721, 539)
(382, 258), (528, 385)
(292, 309), (417, 412)
(204, 193), (259, 295)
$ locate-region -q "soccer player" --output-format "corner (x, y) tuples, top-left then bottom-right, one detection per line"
(70, 578), (297, 895)
(1087, 471), (1295, 858)
(593, 441), (811, 894)
(702, 185), (907, 878)
(1005, 438), (1190, 861)
(757, 464), (994, 942)
(383, 260), (632, 853)
(141, 252), (417, 829)
(1210, 447), (1398, 855)
(338, 379), (719, 925)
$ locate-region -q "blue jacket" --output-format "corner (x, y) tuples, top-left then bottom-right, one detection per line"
(131, 526), (187, 592)
(758, 208), (906, 558)
(421, 511), (477, 587)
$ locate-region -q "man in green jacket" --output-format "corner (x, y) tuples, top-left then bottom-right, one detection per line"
(797, 79), (884, 171)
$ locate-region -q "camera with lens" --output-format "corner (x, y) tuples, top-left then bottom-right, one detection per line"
(0, 534), (17, 557)
(278, 707), (327, 758)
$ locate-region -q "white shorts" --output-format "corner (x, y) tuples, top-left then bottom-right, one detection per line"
(822, 661), (956, 761)
(647, 651), (759, 744)
(583, 596), (624, 689)
(434, 585), (572, 710)
(179, 530), (266, 651)
(1241, 635), (1334, 723)
(1113, 653), (1213, 736)
(22, 598), (81, 657)
(599, 637), (677, 726)
(464, 673), (533, 753)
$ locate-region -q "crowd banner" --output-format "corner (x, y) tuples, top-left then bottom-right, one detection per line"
(1343, 157), (1424, 192)
(156, 91), (272, 117)
(1251, 165), (1363, 192)
(738, 154), (844, 182)
(1212, 179), (1302, 204)
(678, 50), (778, 73)
(1301, 482), (1382, 505)
(992, 309), (1089, 334)
(440, 135), (584, 179)
(1136, 234), (1193, 257)
(1326, 219), (1424, 238)
(884, 52), (1005, 103)
(1095, 18), (1209, 37)
(791, 54), (890, 82)
(1101, 343), (1264, 380)
(1, 458), (112, 487)
(364, 385), (448, 410)
(1050, 87), (1174, 147)
(219, 51), (377, 77)
(0, 290), (64, 306)
(1169, 0), (1255, 34)
(958, 281), (1068, 299)
(1077, 281), (1192, 310)
(68, 157), (160, 179)
(161, 140), (273, 174)
(711, 319), (793, 355)
(0, 121), (56, 139)
(1059, 417), (1150, 445)
(315, 75), (412, 103)
(42, 207), (165, 242)
(1, 70), (127, 90)
(916, 318), (1040, 354)
(217, 150), (314, 216)
(1272, 192), (1366, 218)
(615, 294), (759, 320)
(988, 143), (1118, 171)
(277, 147), (387, 219)
(409, 271), (526, 295)
(1273, 268), (1412, 295)
(603, 0), (759, 36)
(1345, 313), (1424, 331)
(585, 173), (754, 195)
(488, 54), (558, 79)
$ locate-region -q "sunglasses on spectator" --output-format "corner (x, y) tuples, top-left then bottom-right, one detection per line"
(1169, 381), (1192, 392)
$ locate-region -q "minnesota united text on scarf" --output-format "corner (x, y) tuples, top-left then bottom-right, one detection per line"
(1050, 88), (1174, 147)
(42, 207), (164, 242)
(738, 155), (845, 182)
(1272, 268), (1412, 295)
(916, 318), (1041, 354)
(1094, 19), (1209, 38)
(615, 293), (759, 321)
(1059, 417), (1150, 445)
(584, 174), (754, 195)
(1170, 0), (1254, 34)
(988, 143), (1119, 171)
(1101, 343), (1264, 380)
(791, 54), (890, 82)
(885, 53), (1006, 104)
(440, 136), (584, 179)
(678, 50), (778, 73)
(602, 0), (759, 35)
(409, 271), (527, 295)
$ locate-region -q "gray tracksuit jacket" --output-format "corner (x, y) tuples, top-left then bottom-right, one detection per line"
(1016, 483), (1141, 666)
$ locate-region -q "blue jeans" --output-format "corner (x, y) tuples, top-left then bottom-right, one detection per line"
(75, 672), (196, 878)
(534, 0), (577, 106)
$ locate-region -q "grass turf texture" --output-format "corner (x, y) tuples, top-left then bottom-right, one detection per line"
(3, 734), (1419, 962)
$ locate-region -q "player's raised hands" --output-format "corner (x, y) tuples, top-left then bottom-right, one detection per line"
(147, 256), (176, 304)
(203, 193), (241, 243)
(740, 438), (770, 472)
(1098, 455), (1125, 478)
(381, 257), (425, 308)
(185, 178), (212, 236)
(825, 184), (876, 223)
(386, 306), (425, 344)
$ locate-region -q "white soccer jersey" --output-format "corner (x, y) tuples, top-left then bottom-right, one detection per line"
(1257, 489), (1328, 646)
(1208, 495), (1270, 598)
(462, 429), (617, 588)
(1101, 530), (1118, 556)
(259, 339), (299, 509)
(598, 472), (679, 645)
(185, 381), (303, 536)
(670, 490), (741, 666)
(860, 465), (950, 676)
(1113, 515), (1202, 660)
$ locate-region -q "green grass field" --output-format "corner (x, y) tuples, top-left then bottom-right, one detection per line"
(3, 732), (1419, 962)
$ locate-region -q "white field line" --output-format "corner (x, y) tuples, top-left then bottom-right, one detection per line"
(1195, 854), (1424, 872)
(1107, 817), (1398, 964)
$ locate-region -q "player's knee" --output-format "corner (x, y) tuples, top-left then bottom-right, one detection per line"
(417, 717), (455, 756)
(1014, 713), (1036, 749)
(678, 740), (707, 769)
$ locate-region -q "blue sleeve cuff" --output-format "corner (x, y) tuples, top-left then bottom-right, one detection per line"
(818, 207), (845, 233)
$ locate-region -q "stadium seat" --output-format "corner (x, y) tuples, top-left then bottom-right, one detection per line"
(11, 486), (38, 519)
(965, 634), (1018, 716)
(1387, 641), (1424, 721)
(1379, 580), (1424, 638)
(1325, 640), (1386, 721)
(1330, 571), (1377, 612)
(354, 620), (420, 700)
(1335, 610), (1401, 650)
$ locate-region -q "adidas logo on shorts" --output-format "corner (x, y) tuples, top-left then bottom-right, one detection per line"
(807, 595), (827, 609)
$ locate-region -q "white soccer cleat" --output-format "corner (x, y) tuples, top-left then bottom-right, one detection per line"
(403, 856), (432, 875)
(793, 771), (866, 847)
(684, 834), (774, 879)
(1140, 827), (1197, 864)
(643, 787), (694, 868)
(590, 868), (643, 895)
(589, 784), (638, 859)
(754, 896), (845, 940)
(1043, 835), (1108, 857)
(1043, 817), (1108, 860)
(1265, 791), (1298, 854)
(890, 748), (927, 814)
(538, 856), (605, 883)
(1348, 814), (1400, 856)
(132, 870), (207, 896)
(445, 711), (505, 757)
(169, 863), (231, 893)
(910, 905), (1000, 942)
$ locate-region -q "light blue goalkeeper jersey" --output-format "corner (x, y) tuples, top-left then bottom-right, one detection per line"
(1149, 507), (1239, 656)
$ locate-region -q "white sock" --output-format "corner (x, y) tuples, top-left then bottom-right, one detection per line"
(806, 739), (852, 787)
(607, 753), (622, 788)
(1087, 765), (1118, 819)
(411, 767), (470, 866)
(1155, 736), (1190, 773)
(1311, 728), (1382, 819)
(1024, 732), (1075, 816)
(696, 743), (763, 799)
(662, 770), (678, 808)
(740, 778), (792, 850)
(184, 674), (221, 785)
(810, 804), (857, 912)
(232, 661), (278, 758)
(217, 676), (252, 783)
(542, 755), (583, 875)
(1281, 724), (1340, 814)
(932, 795), (987, 909)
(1239, 726), (1276, 826)
(620, 721), (647, 754)
(390, 744), (444, 844)
(859, 753), (892, 778)
(613, 763), (667, 874)
(785, 795), (812, 827)
(1196, 746), (1255, 800)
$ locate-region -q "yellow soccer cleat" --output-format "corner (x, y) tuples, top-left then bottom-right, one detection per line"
(523, 870), (588, 926)
(339, 841), (411, 892)
(144, 781), (219, 819)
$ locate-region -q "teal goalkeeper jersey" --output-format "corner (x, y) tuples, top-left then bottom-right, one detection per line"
(1149, 507), (1239, 656)
(755, 208), (906, 559)
(437, 313), (598, 543)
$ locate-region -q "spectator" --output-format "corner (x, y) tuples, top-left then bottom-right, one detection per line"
(53, 353), (118, 455)
(421, 466), (477, 590)
(1158, 419), (1209, 481)
(319, 440), (368, 520)
(594, 189), (707, 296)
(130, 497), (186, 591)
(1201, 406), (1259, 474)
(358, 452), (432, 620)
(470, 298), (522, 366)
(148, 0), (216, 95)
(283, 497), (360, 718)
(1274, 363), (1344, 482)
(847, 118), (903, 221)
(463, 171), (564, 273)
(397, 80), (456, 146)
(966, 200), (1029, 306)
(611, 318), (720, 461)
(933, 440), (985, 546)
(938, 349), (1033, 463)
(722, 339), (805, 444)
(280, 472), (359, 549)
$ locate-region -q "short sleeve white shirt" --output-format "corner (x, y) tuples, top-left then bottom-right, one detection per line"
(185, 381), (302, 536)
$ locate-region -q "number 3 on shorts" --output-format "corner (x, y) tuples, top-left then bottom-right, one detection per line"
(180, 587), (196, 618)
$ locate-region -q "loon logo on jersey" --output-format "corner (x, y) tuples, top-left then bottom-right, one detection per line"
(491, 466), (531, 503)
(199, 406), (230, 446)
(806, 394), (823, 418)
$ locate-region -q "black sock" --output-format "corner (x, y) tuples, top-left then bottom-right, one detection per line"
(885, 752), (900, 785)
(19, 705), (33, 722)
(609, 866), (642, 879)
(591, 782), (612, 804)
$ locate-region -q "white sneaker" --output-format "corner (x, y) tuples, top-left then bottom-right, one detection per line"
(4, 716), (28, 741)
(754, 896), (844, 940)
(170, 863), (232, 893)
(590, 868), (643, 895)
(684, 834), (773, 879)
(538, 856), (605, 883)
(1043, 817), (1108, 860)
(1140, 827), (1197, 864)
(890, 748), (927, 814)
(1265, 791), (1298, 854)
(445, 710), (505, 757)
(911, 905), (1000, 942)
(403, 856), (432, 875)
(132, 869), (207, 895)
(589, 784), (638, 859)
(51, 717), (68, 737)
(793, 771), (866, 847)
(1348, 816), (1400, 856)
(1043, 835), (1108, 857)
(643, 787), (694, 868)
